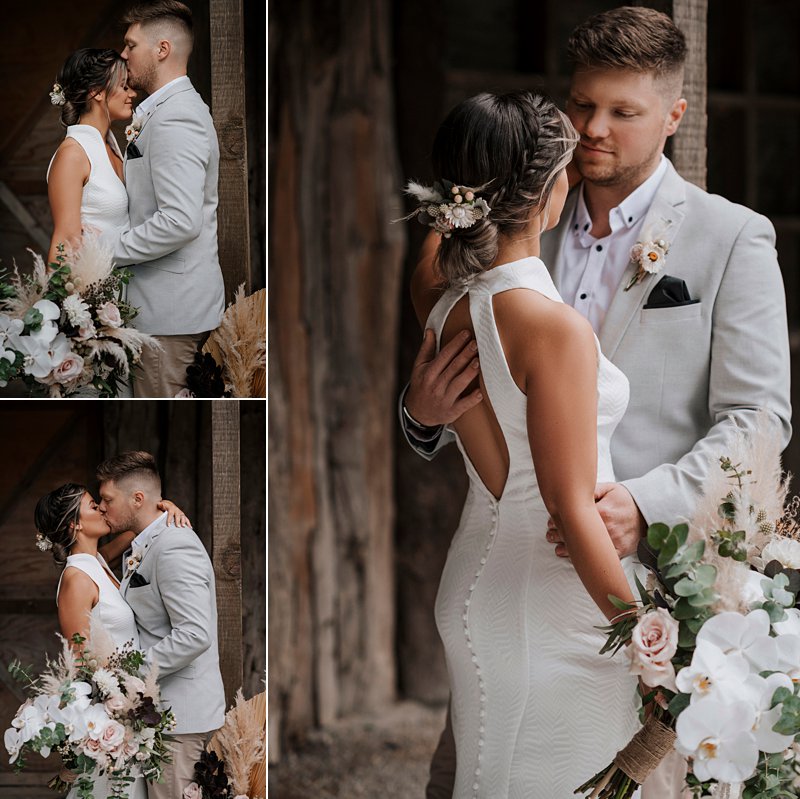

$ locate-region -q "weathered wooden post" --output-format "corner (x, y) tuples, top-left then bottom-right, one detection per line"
(210, 0), (251, 297)
(212, 401), (243, 705)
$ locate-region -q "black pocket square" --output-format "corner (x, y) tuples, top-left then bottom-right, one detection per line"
(643, 274), (699, 309)
(129, 572), (149, 587)
(126, 143), (142, 159)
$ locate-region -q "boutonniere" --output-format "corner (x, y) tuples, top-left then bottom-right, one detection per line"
(126, 549), (143, 574)
(125, 117), (143, 146)
(624, 221), (672, 291)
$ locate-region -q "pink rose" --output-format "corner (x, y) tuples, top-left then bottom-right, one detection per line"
(628, 608), (679, 690)
(183, 783), (203, 799)
(99, 720), (126, 753)
(82, 735), (105, 760)
(97, 302), (122, 328)
(104, 694), (128, 714)
(44, 352), (84, 385)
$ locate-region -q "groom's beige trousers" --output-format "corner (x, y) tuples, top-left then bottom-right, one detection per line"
(425, 703), (688, 798)
(150, 731), (208, 799)
(133, 332), (207, 398)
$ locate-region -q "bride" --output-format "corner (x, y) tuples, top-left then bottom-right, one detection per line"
(47, 48), (134, 263)
(34, 482), (188, 799)
(407, 91), (640, 797)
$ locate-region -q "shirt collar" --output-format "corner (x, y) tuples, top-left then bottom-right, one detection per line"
(133, 75), (191, 119)
(131, 511), (168, 552)
(571, 155), (669, 248)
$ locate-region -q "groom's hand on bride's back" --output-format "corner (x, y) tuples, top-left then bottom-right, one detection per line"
(546, 483), (645, 560)
(405, 328), (483, 427)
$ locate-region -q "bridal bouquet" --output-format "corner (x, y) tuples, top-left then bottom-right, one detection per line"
(4, 629), (175, 798)
(577, 417), (800, 799)
(0, 235), (158, 397)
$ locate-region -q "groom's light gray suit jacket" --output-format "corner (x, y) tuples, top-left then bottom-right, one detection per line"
(404, 161), (792, 525)
(114, 79), (225, 336)
(121, 517), (226, 735)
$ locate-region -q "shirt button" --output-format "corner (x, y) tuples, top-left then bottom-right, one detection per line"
(628, 216), (633, 222)
(596, 244), (603, 252)
(583, 223), (589, 231)
(580, 293), (587, 300)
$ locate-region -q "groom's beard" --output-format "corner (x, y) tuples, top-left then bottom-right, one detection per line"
(129, 63), (158, 96)
(105, 513), (138, 536)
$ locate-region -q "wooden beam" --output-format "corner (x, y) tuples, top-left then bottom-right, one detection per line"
(671, 0), (708, 189)
(210, 0), (251, 300)
(211, 401), (243, 706)
(0, 181), (50, 252)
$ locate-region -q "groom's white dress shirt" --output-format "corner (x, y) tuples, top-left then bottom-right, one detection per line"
(123, 511), (167, 577)
(132, 75), (191, 120)
(559, 156), (669, 333)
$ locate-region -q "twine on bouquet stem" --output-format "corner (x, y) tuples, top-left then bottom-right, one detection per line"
(613, 715), (676, 783)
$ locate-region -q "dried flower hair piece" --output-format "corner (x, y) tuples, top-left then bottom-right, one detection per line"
(402, 180), (491, 239)
(50, 83), (66, 106)
(35, 533), (53, 552)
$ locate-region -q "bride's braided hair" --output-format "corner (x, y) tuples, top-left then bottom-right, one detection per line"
(54, 48), (127, 127)
(432, 92), (578, 285)
(34, 483), (87, 568)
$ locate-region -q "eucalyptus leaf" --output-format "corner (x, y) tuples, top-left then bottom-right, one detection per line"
(647, 523), (670, 548)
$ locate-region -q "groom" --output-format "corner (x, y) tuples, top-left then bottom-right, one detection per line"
(113, 0), (225, 398)
(401, 7), (791, 798)
(97, 451), (226, 799)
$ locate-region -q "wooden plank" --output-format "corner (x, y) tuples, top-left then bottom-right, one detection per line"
(209, 0), (251, 300)
(671, 0), (708, 189)
(0, 181), (50, 252)
(211, 402), (243, 706)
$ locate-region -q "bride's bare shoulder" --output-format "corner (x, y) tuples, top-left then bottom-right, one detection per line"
(49, 138), (90, 178)
(493, 288), (595, 366)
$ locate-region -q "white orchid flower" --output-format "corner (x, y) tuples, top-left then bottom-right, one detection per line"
(696, 609), (779, 672)
(15, 332), (71, 380)
(675, 696), (759, 783)
(3, 726), (21, 764)
(11, 700), (50, 744)
(740, 673), (796, 753)
(84, 702), (112, 740)
(27, 299), (61, 343)
(761, 538), (800, 569)
(773, 608), (800, 638)
(0, 313), (23, 363)
(774, 634), (800, 682)
(674, 639), (750, 703)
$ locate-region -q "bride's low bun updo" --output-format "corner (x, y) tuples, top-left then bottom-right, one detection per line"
(34, 483), (86, 568)
(53, 48), (126, 127)
(430, 92), (578, 285)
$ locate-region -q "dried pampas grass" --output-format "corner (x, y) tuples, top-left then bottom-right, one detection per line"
(688, 411), (790, 612)
(34, 634), (80, 698)
(203, 285), (266, 397)
(101, 325), (162, 363)
(64, 232), (115, 292)
(0, 250), (48, 318)
(86, 614), (118, 668)
(207, 689), (266, 798)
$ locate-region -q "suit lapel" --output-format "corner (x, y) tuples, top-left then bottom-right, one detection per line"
(542, 188), (579, 291)
(598, 163), (688, 358)
(119, 517), (166, 597)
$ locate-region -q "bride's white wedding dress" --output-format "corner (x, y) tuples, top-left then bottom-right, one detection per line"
(430, 257), (641, 798)
(46, 124), (129, 249)
(57, 554), (145, 799)
(47, 124), (133, 397)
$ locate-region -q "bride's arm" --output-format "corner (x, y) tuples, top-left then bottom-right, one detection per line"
(47, 140), (89, 265)
(509, 296), (636, 621)
(57, 569), (99, 649)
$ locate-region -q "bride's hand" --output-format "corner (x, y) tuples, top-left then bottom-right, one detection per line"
(157, 499), (191, 528)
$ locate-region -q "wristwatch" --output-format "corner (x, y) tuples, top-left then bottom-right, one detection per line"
(402, 402), (443, 441)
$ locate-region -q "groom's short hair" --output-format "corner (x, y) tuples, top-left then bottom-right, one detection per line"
(122, 1), (193, 44)
(567, 7), (687, 96)
(96, 451), (162, 494)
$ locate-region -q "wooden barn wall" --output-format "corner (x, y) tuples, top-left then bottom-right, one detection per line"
(0, 401), (265, 797)
(268, 0), (406, 759)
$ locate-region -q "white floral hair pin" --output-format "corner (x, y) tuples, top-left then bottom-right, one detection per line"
(35, 533), (53, 552)
(400, 180), (491, 238)
(624, 220), (673, 291)
(49, 83), (66, 106)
